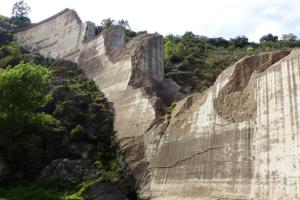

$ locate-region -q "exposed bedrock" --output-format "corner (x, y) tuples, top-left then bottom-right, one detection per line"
(149, 49), (300, 200)
(13, 8), (300, 200)
(13, 8), (183, 190)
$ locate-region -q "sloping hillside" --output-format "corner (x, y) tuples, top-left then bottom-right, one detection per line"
(0, 18), (136, 200)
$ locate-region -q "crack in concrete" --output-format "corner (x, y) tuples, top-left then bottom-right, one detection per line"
(149, 144), (239, 169)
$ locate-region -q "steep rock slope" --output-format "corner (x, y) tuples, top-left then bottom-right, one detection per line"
(13, 8), (300, 200)
(148, 50), (300, 200)
(13, 8), (183, 187)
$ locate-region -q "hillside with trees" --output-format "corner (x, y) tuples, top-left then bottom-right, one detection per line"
(97, 18), (300, 93)
(1, 0), (300, 200)
(163, 32), (300, 93)
(0, 2), (136, 199)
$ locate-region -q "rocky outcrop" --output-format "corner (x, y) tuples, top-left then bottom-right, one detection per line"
(40, 159), (128, 200)
(147, 49), (300, 200)
(214, 50), (290, 122)
(13, 8), (300, 200)
(83, 182), (127, 200)
(39, 159), (99, 185)
(0, 19), (15, 45)
(13, 8), (183, 188)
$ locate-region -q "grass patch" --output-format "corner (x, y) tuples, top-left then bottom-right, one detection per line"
(0, 182), (90, 200)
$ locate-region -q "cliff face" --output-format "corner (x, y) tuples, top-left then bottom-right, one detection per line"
(13, 9), (300, 200)
(148, 50), (300, 200)
(13, 8), (183, 186)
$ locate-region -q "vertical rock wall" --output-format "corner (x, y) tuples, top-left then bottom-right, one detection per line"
(14, 9), (83, 60)
(13, 9), (168, 140)
(251, 50), (300, 200)
(13, 9), (300, 200)
(13, 8), (181, 186)
(148, 50), (300, 200)
(148, 65), (254, 200)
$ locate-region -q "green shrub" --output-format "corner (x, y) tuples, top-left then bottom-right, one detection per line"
(0, 15), (8, 20)
(54, 101), (64, 115)
(0, 62), (52, 126)
(0, 62), (52, 179)
(70, 125), (87, 140)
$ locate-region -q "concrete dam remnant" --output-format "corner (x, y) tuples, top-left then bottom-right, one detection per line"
(14, 8), (300, 200)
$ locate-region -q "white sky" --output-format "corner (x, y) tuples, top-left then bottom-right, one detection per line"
(1, 0), (300, 42)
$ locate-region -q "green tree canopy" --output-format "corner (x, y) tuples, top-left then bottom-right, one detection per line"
(230, 35), (249, 48)
(281, 33), (297, 41)
(101, 18), (115, 29)
(0, 62), (52, 128)
(208, 37), (229, 48)
(12, 0), (31, 18)
(11, 0), (31, 27)
(260, 33), (278, 43)
(117, 19), (131, 30)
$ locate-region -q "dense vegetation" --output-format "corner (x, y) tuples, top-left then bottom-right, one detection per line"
(95, 18), (147, 41)
(163, 32), (300, 92)
(0, 16), (132, 200)
(96, 17), (300, 93)
(1, 1), (300, 198)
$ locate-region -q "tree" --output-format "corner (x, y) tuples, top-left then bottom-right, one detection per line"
(260, 33), (278, 43)
(12, 0), (31, 18)
(208, 37), (229, 48)
(164, 40), (176, 63)
(0, 62), (52, 129)
(11, 0), (31, 27)
(117, 19), (131, 30)
(0, 62), (52, 178)
(101, 18), (115, 29)
(281, 33), (297, 41)
(230, 35), (249, 48)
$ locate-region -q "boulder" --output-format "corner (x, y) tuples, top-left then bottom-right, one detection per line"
(39, 159), (99, 185)
(83, 182), (127, 200)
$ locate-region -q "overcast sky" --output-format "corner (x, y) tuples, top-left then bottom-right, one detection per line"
(1, 0), (300, 42)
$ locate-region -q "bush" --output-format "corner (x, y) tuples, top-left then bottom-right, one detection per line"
(0, 62), (52, 128)
(0, 42), (22, 67)
(70, 125), (87, 140)
(0, 62), (52, 179)
(0, 30), (12, 46)
(9, 16), (31, 27)
(0, 15), (8, 20)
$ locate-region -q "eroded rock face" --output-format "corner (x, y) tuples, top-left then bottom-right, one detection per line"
(39, 159), (99, 185)
(148, 50), (300, 200)
(83, 182), (127, 200)
(13, 8), (183, 192)
(13, 8), (300, 200)
(214, 50), (290, 122)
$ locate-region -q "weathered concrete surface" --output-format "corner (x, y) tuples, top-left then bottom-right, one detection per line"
(13, 8), (300, 200)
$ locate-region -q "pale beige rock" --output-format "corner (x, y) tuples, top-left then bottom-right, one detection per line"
(13, 8), (183, 188)
(13, 8), (300, 200)
(147, 50), (300, 200)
